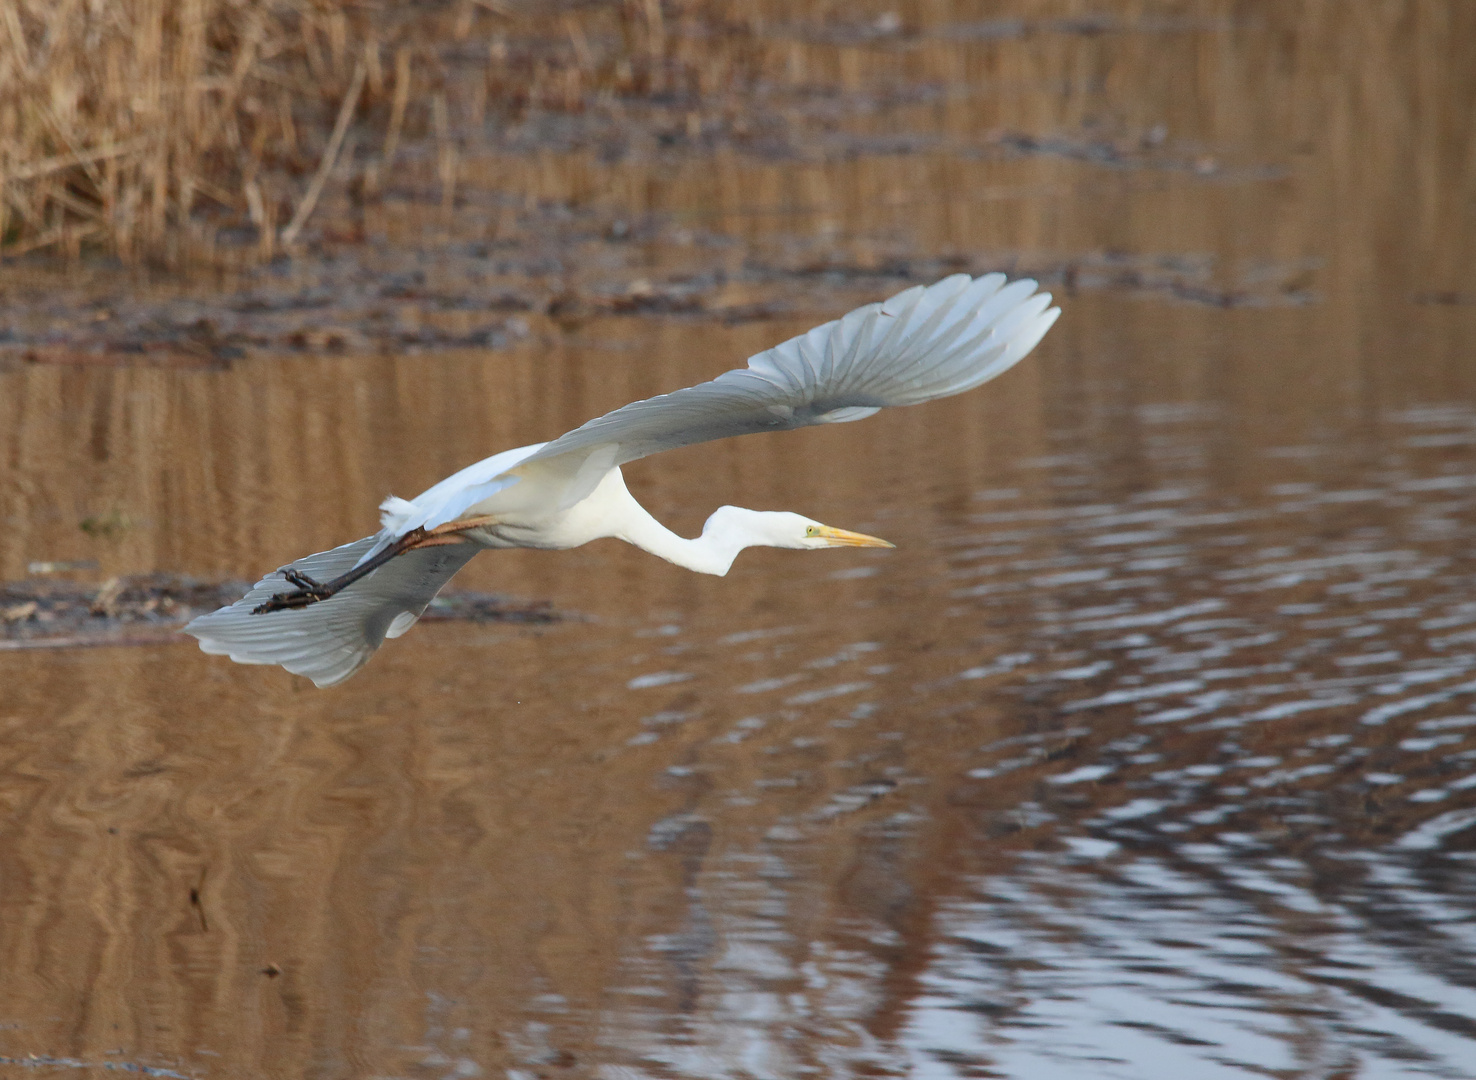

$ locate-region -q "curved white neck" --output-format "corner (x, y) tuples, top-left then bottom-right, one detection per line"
(614, 504), (752, 576)
(571, 468), (796, 576)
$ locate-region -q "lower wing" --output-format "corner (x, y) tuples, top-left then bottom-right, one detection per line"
(184, 537), (478, 687)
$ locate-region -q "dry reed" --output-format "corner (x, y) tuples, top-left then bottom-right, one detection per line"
(0, 0), (766, 269)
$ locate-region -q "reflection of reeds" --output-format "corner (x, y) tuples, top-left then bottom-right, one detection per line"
(0, 0), (762, 268)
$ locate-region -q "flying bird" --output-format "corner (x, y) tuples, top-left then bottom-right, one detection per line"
(186, 273), (1060, 686)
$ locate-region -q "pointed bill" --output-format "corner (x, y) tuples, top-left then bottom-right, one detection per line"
(815, 525), (895, 549)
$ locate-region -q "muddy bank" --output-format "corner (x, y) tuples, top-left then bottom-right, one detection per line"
(0, 573), (558, 649)
(0, 244), (1320, 372)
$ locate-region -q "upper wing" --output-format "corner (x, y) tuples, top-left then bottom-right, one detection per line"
(512, 273), (1057, 508)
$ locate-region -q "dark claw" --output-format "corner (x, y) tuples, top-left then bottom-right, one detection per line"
(251, 568), (334, 614)
(284, 569), (324, 590)
(252, 589), (320, 614)
(248, 526), (432, 616)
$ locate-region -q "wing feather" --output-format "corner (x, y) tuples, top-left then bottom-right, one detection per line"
(519, 273), (1058, 496)
(184, 537), (478, 687)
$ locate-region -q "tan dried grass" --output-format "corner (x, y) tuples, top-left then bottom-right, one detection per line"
(0, 0), (363, 266)
(0, 0), (765, 270)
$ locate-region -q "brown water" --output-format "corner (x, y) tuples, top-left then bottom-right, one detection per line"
(2, 4), (1476, 1078)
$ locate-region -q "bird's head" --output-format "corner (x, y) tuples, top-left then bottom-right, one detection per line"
(706, 506), (895, 551)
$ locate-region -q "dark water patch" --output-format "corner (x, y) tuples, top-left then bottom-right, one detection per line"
(936, 14), (1237, 43)
(0, 1055), (193, 1078)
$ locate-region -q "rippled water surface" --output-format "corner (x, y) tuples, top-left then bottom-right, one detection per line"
(2, 3), (1474, 1078)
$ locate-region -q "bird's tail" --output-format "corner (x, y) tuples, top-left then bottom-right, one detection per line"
(184, 535), (478, 687)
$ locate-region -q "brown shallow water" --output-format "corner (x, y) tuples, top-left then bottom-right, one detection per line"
(2, 4), (1475, 1078)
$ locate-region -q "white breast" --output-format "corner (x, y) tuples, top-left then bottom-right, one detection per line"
(461, 465), (636, 551)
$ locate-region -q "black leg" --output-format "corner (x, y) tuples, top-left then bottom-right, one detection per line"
(252, 530), (426, 615)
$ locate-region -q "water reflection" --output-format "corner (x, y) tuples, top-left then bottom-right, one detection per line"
(1, 2), (1475, 1078)
(587, 401), (1476, 1078)
(907, 847), (1476, 1079)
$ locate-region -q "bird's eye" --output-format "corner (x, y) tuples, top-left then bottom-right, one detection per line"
(805, 526), (819, 536)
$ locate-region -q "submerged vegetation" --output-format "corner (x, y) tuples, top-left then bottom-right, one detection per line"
(0, 0), (768, 268)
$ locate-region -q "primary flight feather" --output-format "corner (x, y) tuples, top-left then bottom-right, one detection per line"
(186, 272), (1060, 686)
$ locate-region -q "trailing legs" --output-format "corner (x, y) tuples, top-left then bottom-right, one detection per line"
(251, 517), (495, 614)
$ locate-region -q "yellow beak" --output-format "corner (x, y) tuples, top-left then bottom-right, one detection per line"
(815, 525), (895, 549)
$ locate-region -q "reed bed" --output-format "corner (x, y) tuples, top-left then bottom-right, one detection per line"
(0, 0), (766, 268)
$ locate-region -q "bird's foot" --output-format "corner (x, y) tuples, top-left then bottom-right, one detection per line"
(252, 569), (335, 614)
(245, 521), (492, 617)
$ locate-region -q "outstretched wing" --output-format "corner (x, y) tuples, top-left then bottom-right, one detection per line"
(509, 273), (1057, 509)
(184, 536), (478, 687)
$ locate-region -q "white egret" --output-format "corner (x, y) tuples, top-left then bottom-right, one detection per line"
(186, 273), (1060, 686)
